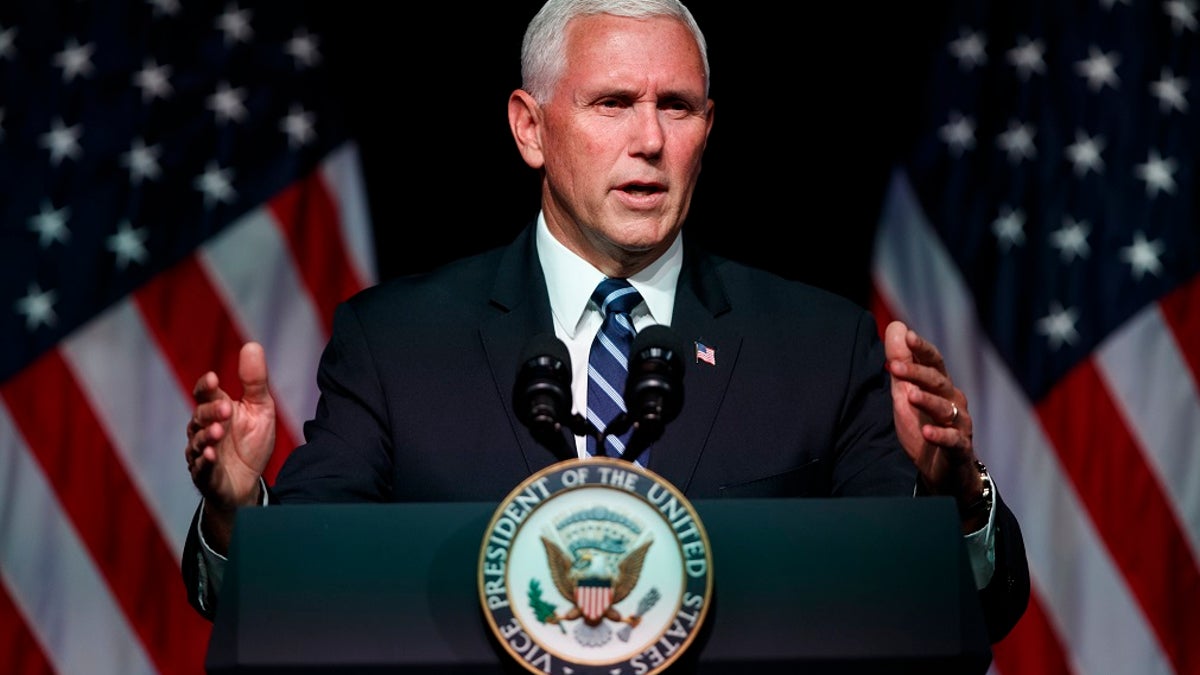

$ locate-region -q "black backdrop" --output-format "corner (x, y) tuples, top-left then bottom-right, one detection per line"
(317, 2), (950, 309)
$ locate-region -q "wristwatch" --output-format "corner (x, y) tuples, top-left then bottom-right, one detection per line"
(958, 460), (994, 520)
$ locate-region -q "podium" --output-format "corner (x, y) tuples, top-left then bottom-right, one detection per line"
(206, 497), (991, 674)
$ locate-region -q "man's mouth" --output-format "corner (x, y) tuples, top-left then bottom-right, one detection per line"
(619, 182), (665, 195)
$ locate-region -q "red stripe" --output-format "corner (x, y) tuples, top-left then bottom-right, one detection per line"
(1157, 272), (1200, 392)
(0, 581), (56, 675)
(1037, 359), (1200, 674)
(872, 280), (1077, 673)
(991, 589), (1074, 675)
(134, 256), (299, 481)
(268, 170), (366, 336)
(1, 351), (210, 675)
(869, 284), (899, 339)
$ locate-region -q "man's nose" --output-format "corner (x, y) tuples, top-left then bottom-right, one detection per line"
(628, 104), (665, 157)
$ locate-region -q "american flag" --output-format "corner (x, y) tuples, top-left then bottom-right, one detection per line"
(694, 341), (716, 366)
(871, 1), (1200, 674)
(0, 2), (375, 673)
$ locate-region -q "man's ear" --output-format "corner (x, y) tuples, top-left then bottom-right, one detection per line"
(508, 89), (545, 170)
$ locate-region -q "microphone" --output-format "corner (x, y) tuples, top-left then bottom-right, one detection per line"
(513, 333), (574, 436)
(513, 334), (595, 460)
(617, 324), (685, 462)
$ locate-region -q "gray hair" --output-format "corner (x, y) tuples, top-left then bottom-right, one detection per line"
(520, 0), (710, 103)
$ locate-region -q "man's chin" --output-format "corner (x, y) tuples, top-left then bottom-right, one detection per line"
(604, 215), (679, 250)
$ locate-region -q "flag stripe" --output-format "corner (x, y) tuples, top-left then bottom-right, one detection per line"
(60, 300), (199, 556)
(0, 352), (208, 674)
(319, 142), (378, 292)
(1095, 294), (1200, 567)
(0, 403), (157, 675)
(0, 579), (55, 675)
(990, 588), (1074, 675)
(133, 256), (300, 482)
(267, 168), (366, 334)
(874, 171), (1175, 675)
(1156, 279), (1200, 403)
(1037, 360), (1200, 675)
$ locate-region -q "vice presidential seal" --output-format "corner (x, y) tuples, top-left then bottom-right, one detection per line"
(478, 457), (713, 675)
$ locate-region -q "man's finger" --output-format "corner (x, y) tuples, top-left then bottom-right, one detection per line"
(238, 342), (271, 404)
(883, 320), (912, 363)
(192, 371), (221, 402)
(906, 329), (947, 371)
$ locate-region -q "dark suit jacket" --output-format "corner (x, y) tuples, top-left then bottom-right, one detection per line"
(183, 222), (1029, 642)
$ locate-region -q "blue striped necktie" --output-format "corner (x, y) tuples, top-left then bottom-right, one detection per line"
(587, 278), (643, 461)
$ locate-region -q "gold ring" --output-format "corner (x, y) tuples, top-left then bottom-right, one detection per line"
(948, 403), (959, 426)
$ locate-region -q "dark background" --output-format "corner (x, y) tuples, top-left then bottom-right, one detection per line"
(318, 2), (952, 309)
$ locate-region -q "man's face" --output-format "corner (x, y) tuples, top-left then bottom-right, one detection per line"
(535, 14), (713, 274)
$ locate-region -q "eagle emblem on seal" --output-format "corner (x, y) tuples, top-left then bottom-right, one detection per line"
(529, 506), (655, 646)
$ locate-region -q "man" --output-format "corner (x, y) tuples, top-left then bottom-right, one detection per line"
(184, 0), (1029, 645)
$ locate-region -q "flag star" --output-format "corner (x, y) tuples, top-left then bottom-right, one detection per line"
(1119, 231), (1165, 280)
(286, 28), (321, 68)
(14, 284), (58, 331)
(1134, 150), (1177, 197)
(146, 0), (181, 17)
(280, 104), (316, 148)
(948, 28), (987, 71)
(0, 25), (16, 61)
(53, 38), (95, 83)
(133, 59), (173, 102)
(207, 82), (248, 125)
(1075, 46), (1120, 92)
(1036, 302), (1080, 351)
(1006, 36), (1046, 81)
(28, 202), (71, 248)
(216, 4), (254, 46)
(121, 138), (162, 184)
(991, 206), (1026, 251)
(996, 119), (1036, 163)
(938, 111), (975, 156)
(106, 221), (150, 269)
(194, 161), (237, 208)
(1165, 0), (1198, 34)
(1050, 218), (1091, 262)
(1149, 68), (1188, 113)
(39, 118), (83, 165)
(1065, 130), (1105, 176)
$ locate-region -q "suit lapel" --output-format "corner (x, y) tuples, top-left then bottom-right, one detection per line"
(478, 223), (569, 475)
(648, 245), (740, 494)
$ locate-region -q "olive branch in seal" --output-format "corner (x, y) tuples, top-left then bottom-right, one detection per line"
(528, 579), (566, 633)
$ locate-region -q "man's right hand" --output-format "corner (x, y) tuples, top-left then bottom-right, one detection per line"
(185, 341), (277, 554)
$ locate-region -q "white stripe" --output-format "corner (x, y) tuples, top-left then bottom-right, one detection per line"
(587, 363), (626, 409)
(320, 141), (377, 287)
(198, 208), (326, 442)
(0, 403), (157, 675)
(873, 169), (1173, 675)
(597, 331), (631, 369)
(1096, 304), (1200, 566)
(59, 300), (197, 555)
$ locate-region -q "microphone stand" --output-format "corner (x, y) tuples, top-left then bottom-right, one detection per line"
(587, 412), (657, 466)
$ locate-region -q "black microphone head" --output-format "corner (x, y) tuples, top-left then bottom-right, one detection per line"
(625, 324), (685, 426)
(514, 333), (573, 432)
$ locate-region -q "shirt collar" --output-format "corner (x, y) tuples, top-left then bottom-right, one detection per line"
(535, 212), (681, 339)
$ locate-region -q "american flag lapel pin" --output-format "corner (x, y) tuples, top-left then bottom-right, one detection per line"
(694, 341), (716, 366)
